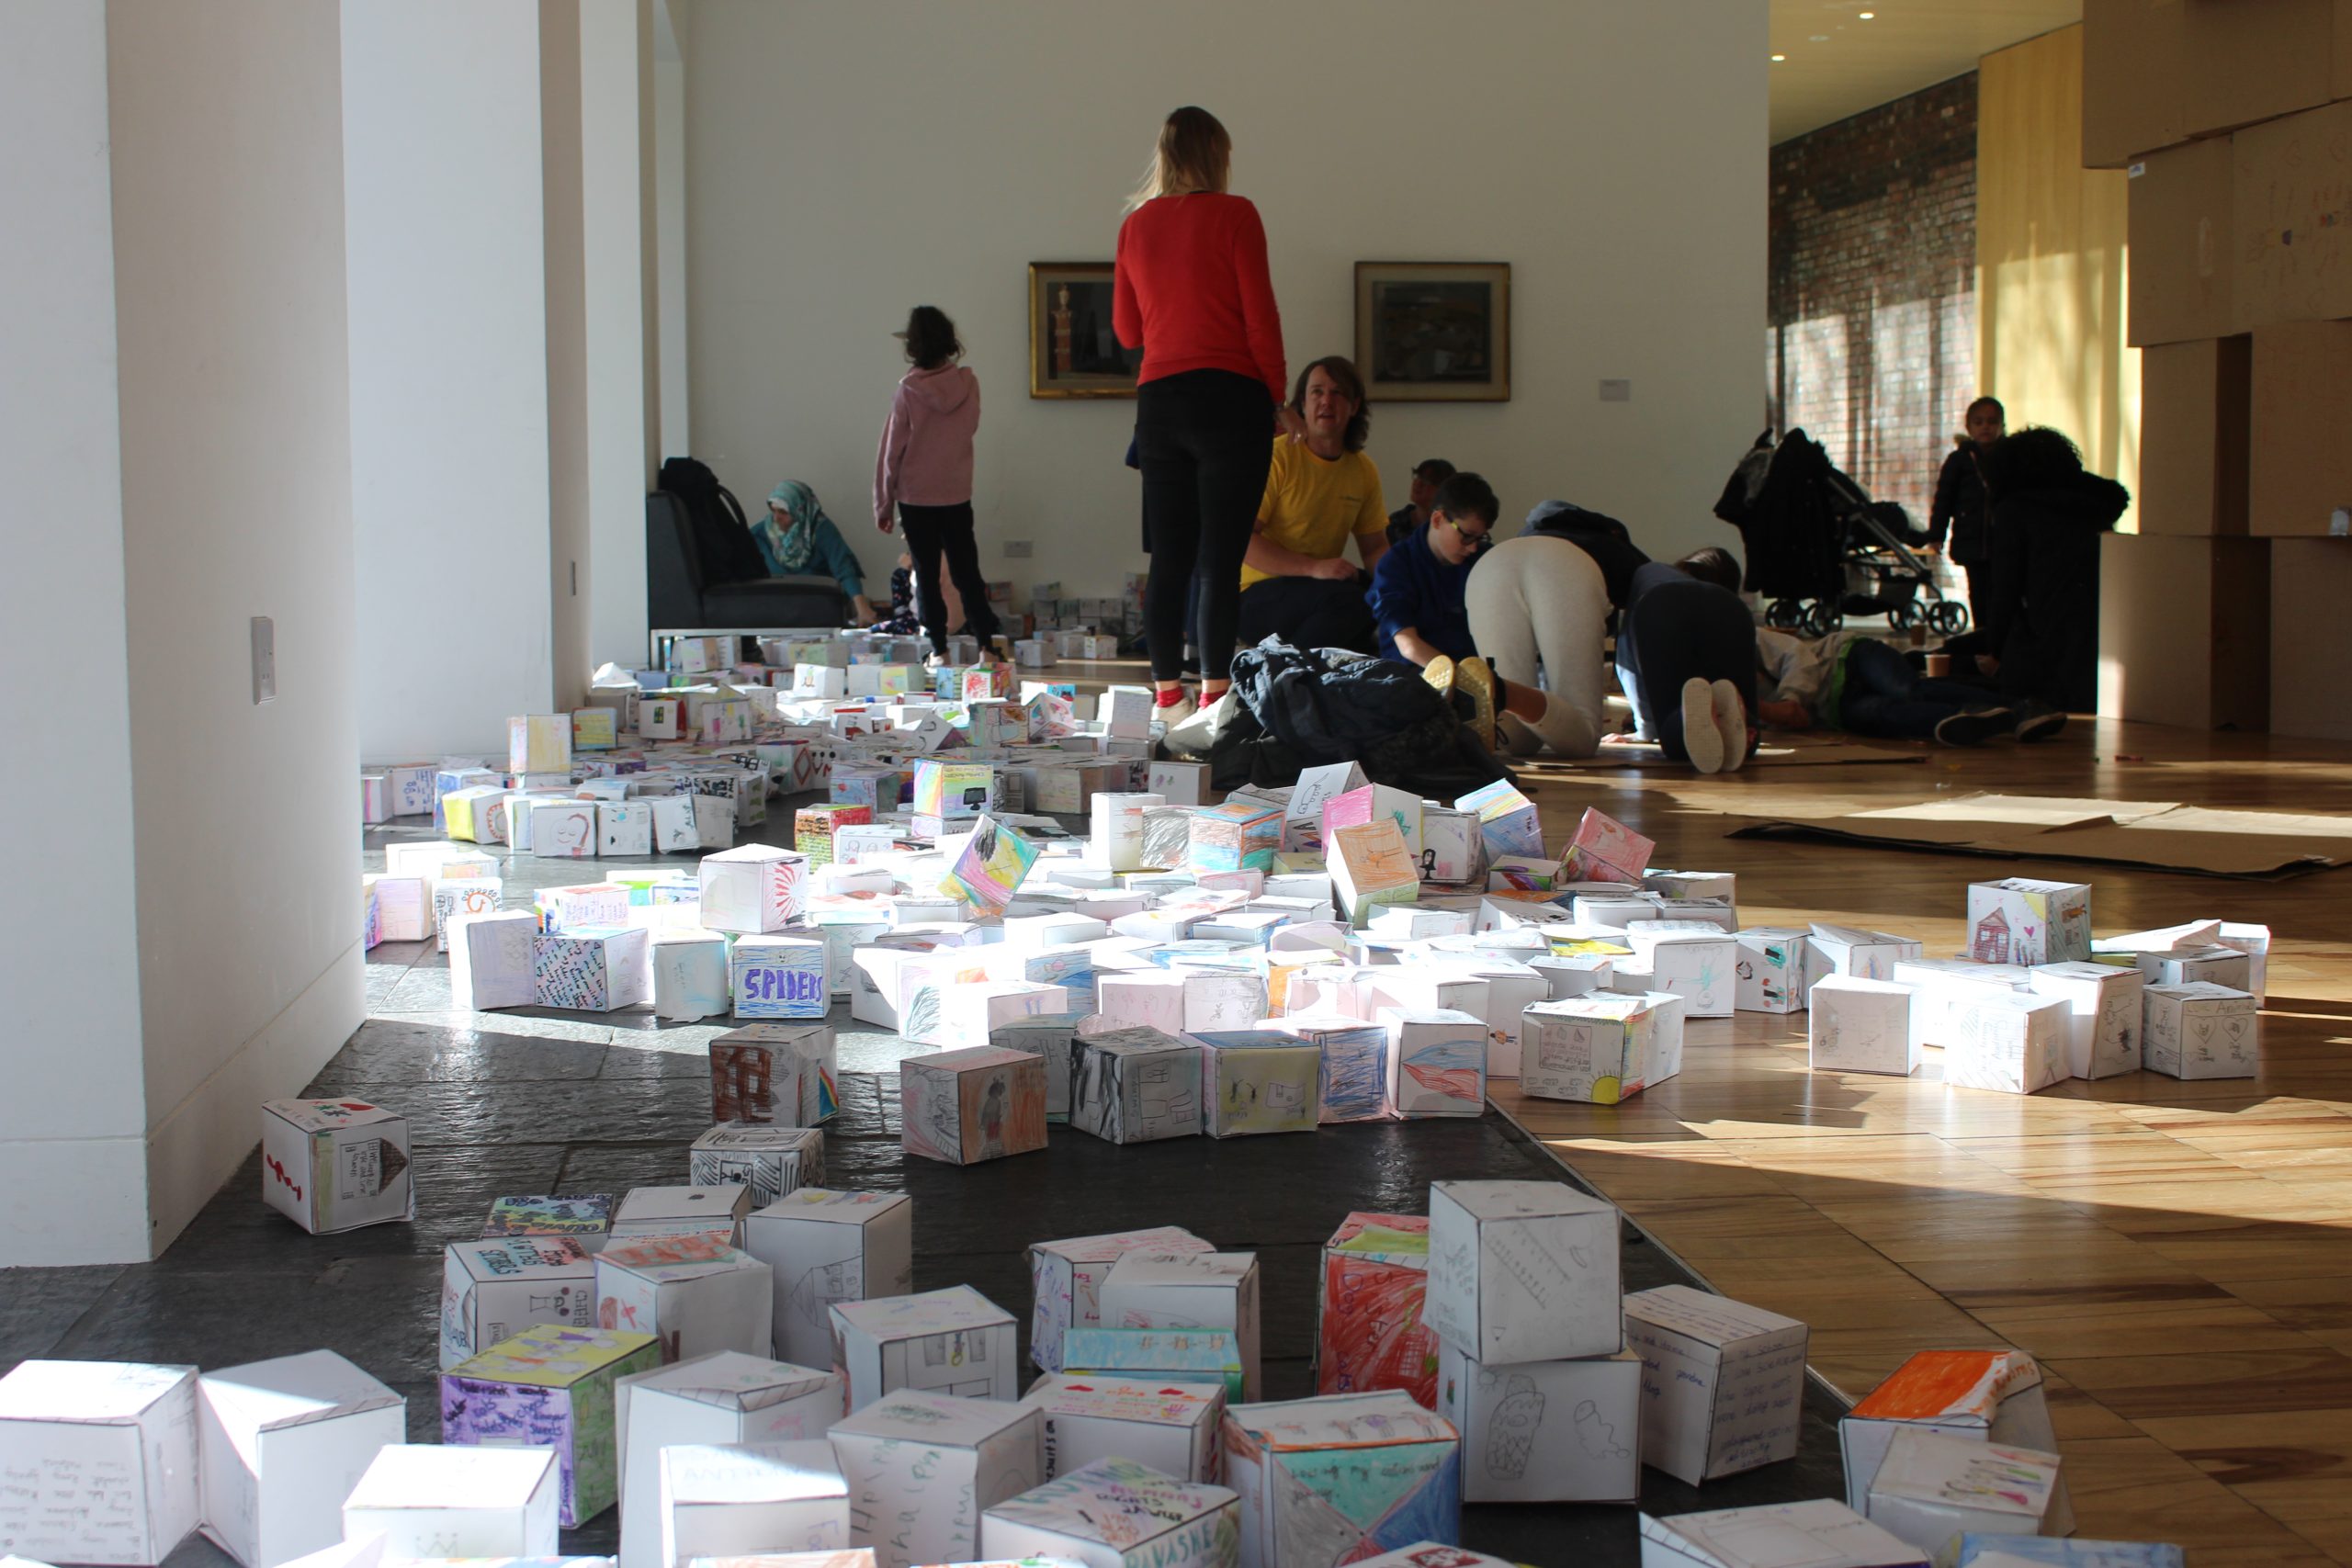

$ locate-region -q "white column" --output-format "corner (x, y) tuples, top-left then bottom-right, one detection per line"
(582, 0), (653, 672)
(654, 0), (692, 461)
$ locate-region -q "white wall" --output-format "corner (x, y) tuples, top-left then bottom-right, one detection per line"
(582, 0), (653, 672)
(0, 0), (151, 1263)
(654, 2), (692, 460)
(345, 0), (555, 758)
(106, 0), (366, 1256)
(684, 0), (1768, 604)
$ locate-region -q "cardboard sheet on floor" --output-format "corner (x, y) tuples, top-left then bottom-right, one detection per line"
(1554, 737), (1927, 769)
(1727, 792), (2352, 878)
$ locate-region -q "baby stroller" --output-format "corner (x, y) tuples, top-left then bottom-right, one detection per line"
(1713, 430), (1970, 637)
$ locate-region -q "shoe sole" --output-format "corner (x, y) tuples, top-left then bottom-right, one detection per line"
(1710, 679), (1749, 772)
(2016, 709), (2067, 743)
(1455, 658), (1500, 750)
(1936, 708), (2015, 747)
(1681, 678), (1725, 773)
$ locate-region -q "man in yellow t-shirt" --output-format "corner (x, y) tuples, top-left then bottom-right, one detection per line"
(1238, 355), (1388, 654)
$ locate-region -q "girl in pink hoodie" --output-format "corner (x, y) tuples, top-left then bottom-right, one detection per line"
(875, 305), (1000, 661)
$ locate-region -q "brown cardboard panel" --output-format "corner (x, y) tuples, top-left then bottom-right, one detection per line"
(2136, 337), (2251, 535)
(2181, 0), (2342, 136)
(2127, 139), (2234, 346)
(2270, 538), (2352, 739)
(2248, 321), (2352, 537)
(2232, 99), (2352, 331)
(2097, 533), (2272, 730)
(2084, 0), (2189, 167)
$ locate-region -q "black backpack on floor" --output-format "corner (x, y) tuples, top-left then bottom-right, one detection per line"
(659, 457), (769, 583)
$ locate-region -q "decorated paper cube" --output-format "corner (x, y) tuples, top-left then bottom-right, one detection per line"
(1285, 1016), (1393, 1122)
(831, 1392), (1044, 1568)
(2142, 982), (2259, 1079)
(615, 1353), (842, 1568)
(1070, 1026), (1204, 1144)
(510, 713), (574, 775)
(1384, 1010), (1487, 1118)
(1063, 1328), (1246, 1404)
(1520, 995), (1661, 1104)
(537, 881), (630, 932)
(1625, 926), (1735, 1018)
(481, 1193), (615, 1252)
(1188, 800), (1283, 874)
(1090, 791), (1166, 873)
(261, 1099), (413, 1235)
(2028, 962), (2144, 1078)
(370, 874), (429, 942)
(442, 785), (508, 844)
(1809, 976), (1919, 1077)
(1965, 878), (2092, 966)
(912, 759), (999, 820)
(381, 762), (435, 817)
(1639, 1501), (1926, 1568)
(449, 909), (537, 1010)
(1567, 807), (1653, 883)
(612, 1183), (752, 1247)
(1221, 1392), (1460, 1563)
(572, 705), (619, 750)
(196, 1350), (404, 1568)
(640, 696), (683, 740)
(645, 793), (695, 854)
(1425, 1179), (1620, 1363)
(342, 1444), (560, 1560)
(1195, 1032), (1322, 1137)
(1864, 1429), (2065, 1555)
(905, 979), (1069, 1052)
(1100, 1252), (1262, 1401)
(1323, 784), (1424, 865)
(1316, 1213), (1438, 1408)
(742, 1189), (914, 1368)
(693, 1124), (825, 1210)
(1735, 925), (1812, 1012)
(1809, 922), (1924, 981)
(899, 1047), (1048, 1165)
(530, 799), (601, 859)
(1623, 1283), (1809, 1484)
(1950, 1539), (2181, 1568)
(711, 1022), (840, 1127)
(1433, 1342), (1641, 1504)
(700, 845), (809, 933)
(2136, 944), (2254, 989)
(831, 1286), (1019, 1411)
(1329, 819), (1421, 926)
(440, 1237), (596, 1369)
(1456, 779), (1542, 860)
(733, 934), (830, 1021)
(1840, 1350), (2071, 1528)
(595, 1235), (774, 1364)
(441, 1324), (660, 1527)
(659, 1440), (850, 1565)
(942, 816), (1042, 912)
(535, 926), (651, 1011)
(650, 929), (730, 1022)
(1943, 992), (2072, 1094)
(432, 874), (504, 953)
(598, 800), (654, 857)
(693, 793), (740, 850)
(1028, 1227), (1213, 1374)
(0, 1361), (199, 1567)
(796, 803), (872, 867)
(981, 1458), (1238, 1568)
(1023, 1375), (1222, 1484)
(1419, 807), (1479, 884)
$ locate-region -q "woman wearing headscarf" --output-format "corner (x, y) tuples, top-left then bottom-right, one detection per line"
(759, 479), (877, 626)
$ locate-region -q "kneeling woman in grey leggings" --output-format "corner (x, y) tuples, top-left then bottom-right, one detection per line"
(1462, 536), (1612, 756)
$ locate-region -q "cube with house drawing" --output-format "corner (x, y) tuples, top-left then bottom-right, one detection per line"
(743, 1189), (915, 1369)
(732, 934), (830, 1021)
(1942, 992), (2073, 1094)
(1100, 1251), (1263, 1402)
(1840, 1349), (2073, 1531)
(1028, 1226), (1213, 1374)
(1317, 1213), (1439, 1409)
(691, 1123), (825, 1210)
(261, 1098), (413, 1235)
(658, 1440), (850, 1567)
(197, 1349), (405, 1568)
(1966, 878), (2092, 966)
(534, 926), (650, 1011)
(439, 1235), (598, 1370)
(1623, 1283), (1810, 1484)
(1809, 976), (1918, 1077)
(981, 1459), (1238, 1568)
(440, 1323), (660, 1528)
(1520, 994), (1662, 1104)
(699, 845), (809, 932)
(1220, 1392), (1461, 1564)
(710, 1022), (841, 1127)
(1023, 1374), (1222, 1484)
(0, 1360), (200, 1568)
(1434, 1342), (1642, 1504)
(594, 1235), (774, 1367)
(613, 1351), (843, 1568)
(1424, 1179), (1620, 1364)
(2143, 982), (2259, 1078)
(899, 1047), (1048, 1165)
(831, 1286), (1019, 1411)
(831, 1392), (1044, 1568)
(1070, 1026), (1203, 1144)
(342, 1444), (560, 1561)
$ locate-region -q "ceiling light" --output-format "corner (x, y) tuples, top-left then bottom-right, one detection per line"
(1770, 51), (1787, 60)
(1859, 10), (1875, 17)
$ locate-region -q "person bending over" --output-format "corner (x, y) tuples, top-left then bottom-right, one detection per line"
(1370, 472), (1607, 758)
(1614, 547), (1757, 774)
(759, 480), (877, 626)
(1237, 356), (1386, 654)
(1385, 457), (1455, 547)
(1755, 628), (2065, 747)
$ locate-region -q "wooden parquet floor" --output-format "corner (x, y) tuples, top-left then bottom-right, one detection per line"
(1488, 715), (2352, 1563)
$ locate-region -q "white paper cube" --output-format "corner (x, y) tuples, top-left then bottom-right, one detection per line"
(430, 874), (503, 950)
(1433, 1342), (1640, 1503)
(261, 1099), (414, 1235)
(450, 910), (538, 1010)
(1941, 993), (2072, 1094)
(1028, 1227), (1213, 1373)
(1099, 1252), (1262, 1402)
(744, 1190), (915, 1369)
(1639, 1500), (1927, 1568)
(1024, 1374), (1221, 1483)
(980, 1458), (1238, 1568)
(1521, 995), (1663, 1104)
(0, 1362), (199, 1567)
(529, 799), (601, 859)
(692, 1125), (825, 1211)
(700, 846), (809, 933)
(1070, 1027), (1204, 1144)
(1734, 926), (1812, 1013)
(2142, 982), (2259, 1078)
(616, 1352), (843, 1568)
(2028, 962), (2145, 1078)
(613, 1184), (752, 1247)
(342, 1444), (559, 1561)
(1808, 977), (1918, 1077)
(831, 1286), (1019, 1412)
(1840, 1350), (2070, 1529)
(651, 930), (732, 1023)
(1383, 1010), (1488, 1118)
(830, 1391), (1044, 1568)
(1965, 879), (2092, 966)
(438, 1236), (598, 1369)
(660, 1441), (849, 1568)
(1864, 1428), (2064, 1558)
(596, 1235), (775, 1363)
(1808, 923), (1924, 983)
(534, 927), (651, 1012)
(2135, 944), (2254, 990)
(733, 934), (830, 1021)
(1219, 1392), (1458, 1568)
(197, 1350), (404, 1568)
(1424, 1179), (1620, 1363)
(1622, 1284), (1808, 1485)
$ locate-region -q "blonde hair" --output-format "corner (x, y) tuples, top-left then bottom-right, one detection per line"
(1125, 107), (1232, 211)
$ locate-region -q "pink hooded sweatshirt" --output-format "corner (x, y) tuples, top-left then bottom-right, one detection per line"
(873, 364), (980, 526)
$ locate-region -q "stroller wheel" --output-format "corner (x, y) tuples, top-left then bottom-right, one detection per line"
(1929, 601), (1970, 635)
(1804, 601), (1844, 637)
(1767, 599), (1804, 630)
(1888, 602), (1917, 630)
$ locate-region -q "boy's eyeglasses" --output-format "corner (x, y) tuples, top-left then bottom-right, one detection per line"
(1439, 517), (1492, 549)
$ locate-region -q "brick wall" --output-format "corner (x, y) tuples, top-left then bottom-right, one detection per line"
(1769, 72), (1978, 533)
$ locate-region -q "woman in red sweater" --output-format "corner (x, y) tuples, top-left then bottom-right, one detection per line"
(1114, 106), (1302, 722)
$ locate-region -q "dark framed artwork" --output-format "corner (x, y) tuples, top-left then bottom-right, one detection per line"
(1354, 262), (1511, 401)
(1028, 262), (1141, 398)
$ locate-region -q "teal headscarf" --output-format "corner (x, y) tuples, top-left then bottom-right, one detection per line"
(760, 480), (831, 574)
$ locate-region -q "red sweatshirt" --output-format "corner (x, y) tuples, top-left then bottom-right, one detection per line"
(1114, 192), (1287, 405)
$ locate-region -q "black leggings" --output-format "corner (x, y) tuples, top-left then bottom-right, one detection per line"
(1137, 369), (1275, 682)
(1618, 577), (1758, 764)
(899, 501), (999, 657)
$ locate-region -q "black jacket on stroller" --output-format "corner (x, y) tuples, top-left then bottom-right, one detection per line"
(1208, 639), (1514, 800)
(1715, 429), (1920, 604)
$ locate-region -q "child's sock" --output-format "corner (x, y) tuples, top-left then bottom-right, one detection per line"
(1155, 687), (1189, 708)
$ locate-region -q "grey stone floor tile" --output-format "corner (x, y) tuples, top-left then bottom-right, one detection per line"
(385, 1078), (713, 1150)
(0, 1263), (125, 1372)
(311, 1019), (608, 1084)
(373, 1010), (616, 1047)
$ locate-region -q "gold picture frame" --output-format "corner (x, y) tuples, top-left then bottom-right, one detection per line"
(1028, 262), (1141, 398)
(1354, 261), (1511, 402)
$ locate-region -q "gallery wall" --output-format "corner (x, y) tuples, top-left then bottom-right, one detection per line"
(683, 0), (1768, 605)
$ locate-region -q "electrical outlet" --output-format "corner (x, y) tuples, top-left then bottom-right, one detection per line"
(250, 615), (276, 705)
(1599, 379), (1632, 402)
(1004, 539), (1034, 558)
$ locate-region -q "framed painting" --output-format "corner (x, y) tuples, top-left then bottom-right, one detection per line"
(1355, 262), (1510, 401)
(1029, 262), (1141, 398)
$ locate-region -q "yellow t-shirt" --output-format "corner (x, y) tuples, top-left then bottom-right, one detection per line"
(1241, 440), (1386, 590)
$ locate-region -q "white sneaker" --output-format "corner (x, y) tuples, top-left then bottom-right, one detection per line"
(1162, 691), (1233, 760)
(1710, 679), (1751, 772)
(1496, 710), (1544, 757)
(1680, 678), (1725, 773)
(1154, 694), (1196, 733)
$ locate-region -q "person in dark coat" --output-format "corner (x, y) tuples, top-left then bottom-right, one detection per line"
(1928, 396), (2005, 608)
(1974, 425), (2129, 715)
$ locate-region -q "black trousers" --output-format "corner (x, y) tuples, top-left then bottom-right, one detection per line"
(898, 501), (999, 656)
(1137, 369), (1274, 682)
(1235, 574), (1378, 656)
(1618, 577), (1758, 764)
